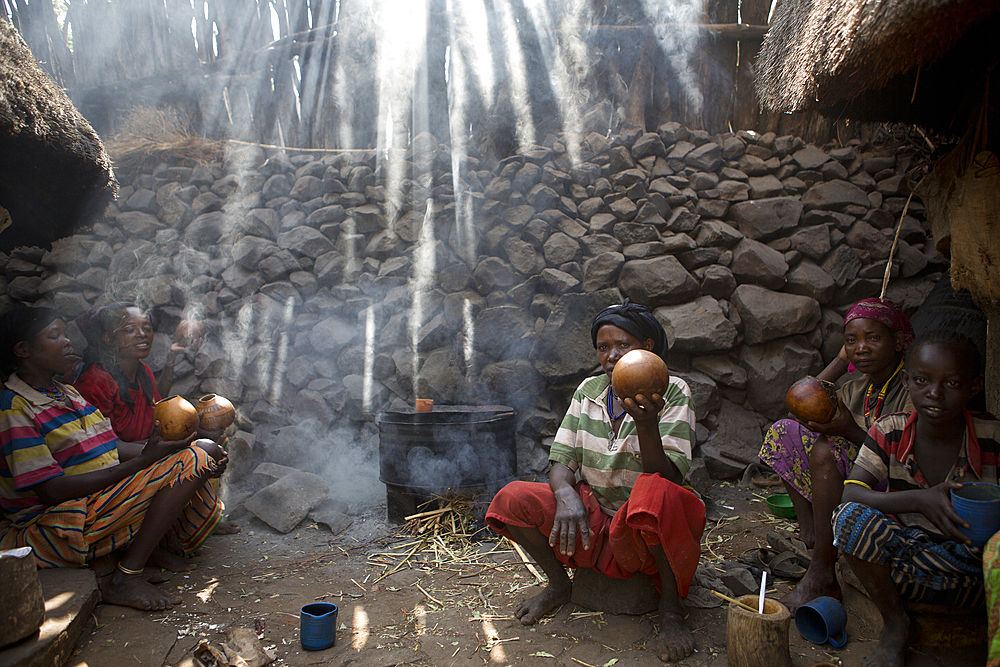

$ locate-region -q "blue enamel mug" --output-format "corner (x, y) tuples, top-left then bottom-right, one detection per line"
(795, 596), (847, 647)
(300, 602), (338, 650)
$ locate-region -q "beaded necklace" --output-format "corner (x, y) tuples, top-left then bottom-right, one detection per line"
(606, 388), (626, 421)
(863, 359), (904, 426)
(30, 381), (66, 402)
(606, 388), (627, 451)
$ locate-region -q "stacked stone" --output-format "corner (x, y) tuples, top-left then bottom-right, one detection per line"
(0, 124), (944, 479)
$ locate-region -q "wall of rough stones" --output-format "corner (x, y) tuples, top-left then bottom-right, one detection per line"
(0, 123), (944, 488)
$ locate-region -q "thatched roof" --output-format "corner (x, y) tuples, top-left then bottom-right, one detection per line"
(755, 0), (1000, 132)
(0, 18), (117, 251)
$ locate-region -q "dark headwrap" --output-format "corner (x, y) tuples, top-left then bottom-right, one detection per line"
(591, 299), (669, 360)
(73, 303), (156, 408)
(843, 298), (915, 351)
(0, 307), (60, 376)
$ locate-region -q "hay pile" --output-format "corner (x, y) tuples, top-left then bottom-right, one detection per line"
(104, 106), (224, 179)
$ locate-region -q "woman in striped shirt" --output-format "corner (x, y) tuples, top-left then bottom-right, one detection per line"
(0, 307), (225, 611)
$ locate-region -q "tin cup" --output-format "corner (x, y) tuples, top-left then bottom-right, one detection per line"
(951, 482), (1000, 548)
(795, 596), (847, 647)
(300, 602), (338, 650)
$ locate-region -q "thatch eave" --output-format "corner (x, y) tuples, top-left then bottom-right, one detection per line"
(0, 18), (117, 251)
(755, 0), (1000, 131)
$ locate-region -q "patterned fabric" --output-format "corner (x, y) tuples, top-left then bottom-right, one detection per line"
(485, 473), (705, 597)
(843, 297), (915, 351)
(73, 362), (161, 443)
(759, 371), (910, 501)
(833, 501), (984, 607)
(985, 530), (1000, 665)
(759, 420), (857, 501)
(853, 411), (1000, 532)
(0, 375), (118, 523)
(0, 445), (221, 568)
(549, 374), (695, 514)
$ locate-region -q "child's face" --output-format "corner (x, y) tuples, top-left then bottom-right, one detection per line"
(903, 342), (981, 425)
(843, 318), (902, 375)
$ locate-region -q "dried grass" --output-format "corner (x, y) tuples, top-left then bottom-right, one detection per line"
(105, 106), (223, 178)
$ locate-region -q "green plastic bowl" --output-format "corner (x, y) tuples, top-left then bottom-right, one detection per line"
(766, 493), (797, 519)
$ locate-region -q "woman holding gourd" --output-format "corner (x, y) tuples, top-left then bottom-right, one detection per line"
(759, 297), (914, 609)
(0, 307), (225, 610)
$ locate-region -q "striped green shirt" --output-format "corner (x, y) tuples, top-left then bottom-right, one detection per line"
(549, 374), (695, 514)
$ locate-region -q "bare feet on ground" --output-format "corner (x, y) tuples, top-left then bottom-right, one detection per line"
(862, 616), (918, 667)
(650, 609), (695, 662)
(212, 520), (241, 535)
(779, 567), (840, 611)
(148, 546), (197, 572)
(514, 583), (572, 625)
(101, 571), (182, 611)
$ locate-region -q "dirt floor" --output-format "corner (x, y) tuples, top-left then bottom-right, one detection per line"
(67, 480), (988, 667)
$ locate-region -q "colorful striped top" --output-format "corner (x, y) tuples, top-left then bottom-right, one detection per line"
(549, 374), (695, 514)
(0, 374), (120, 525)
(853, 410), (1000, 532)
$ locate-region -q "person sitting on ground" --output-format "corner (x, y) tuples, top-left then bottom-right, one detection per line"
(834, 331), (996, 667)
(71, 303), (239, 536)
(486, 299), (705, 663)
(71, 302), (196, 443)
(0, 307), (228, 610)
(759, 297), (914, 609)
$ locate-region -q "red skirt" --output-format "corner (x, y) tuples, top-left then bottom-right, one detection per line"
(485, 473), (705, 597)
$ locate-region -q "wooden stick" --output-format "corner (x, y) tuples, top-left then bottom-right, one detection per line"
(508, 540), (546, 585)
(710, 589), (758, 613)
(404, 507), (452, 521)
(415, 581), (443, 606)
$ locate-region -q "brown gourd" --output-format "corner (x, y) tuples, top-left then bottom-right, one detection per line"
(785, 376), (837, 423)
(611, 349), (669, 401)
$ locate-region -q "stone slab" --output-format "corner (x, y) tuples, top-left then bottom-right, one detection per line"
(0, 568), (99, 667)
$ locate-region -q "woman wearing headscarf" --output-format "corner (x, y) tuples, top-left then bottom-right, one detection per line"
(0, 307), (224, 611)
(759, 297), (915, 610)
(486, 299), (705, 663)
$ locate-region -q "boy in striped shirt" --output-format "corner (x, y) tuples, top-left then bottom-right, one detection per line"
(835, 331), (999, 667)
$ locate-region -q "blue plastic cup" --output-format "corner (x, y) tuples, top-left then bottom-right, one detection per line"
(795, 596), (847, 647)
(300, 602), (338, 650)
(951, 482), (1000, 549)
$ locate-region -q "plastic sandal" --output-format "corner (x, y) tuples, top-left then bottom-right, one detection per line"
(768, 551), (807, 580)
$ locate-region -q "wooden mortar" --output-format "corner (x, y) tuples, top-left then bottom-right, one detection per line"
(726, 595), (792, 667)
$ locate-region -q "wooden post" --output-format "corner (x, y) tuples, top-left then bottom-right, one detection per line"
(732, 0), (769, 131)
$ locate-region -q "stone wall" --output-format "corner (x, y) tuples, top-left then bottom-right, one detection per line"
(0, 124), (943, 484)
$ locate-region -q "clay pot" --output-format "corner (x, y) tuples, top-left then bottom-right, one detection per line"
(153, 395), (200, 441)
(174, 319), (205, 347)
(196, 394), (235, 431)
(785, 376), (837, 424)
(611, 349), (669, 401)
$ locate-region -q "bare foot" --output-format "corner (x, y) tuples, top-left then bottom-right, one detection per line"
(101, 570), (182, 611)
(779, 564), (841, 612)
(650, 608), (695, 662)
(212, 520), (241, 535)
(148, 546), (196, 572)
(863, 615), (917, 667)
(514, 583), (572, 625)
